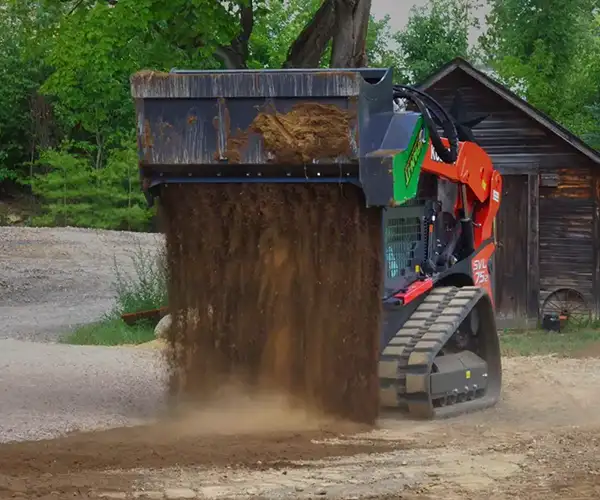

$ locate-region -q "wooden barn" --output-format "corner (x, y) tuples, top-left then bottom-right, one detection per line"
(416, 57), (600, 328)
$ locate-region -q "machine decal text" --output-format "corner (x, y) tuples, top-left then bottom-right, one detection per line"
(472, 258), (489, 285)
(404, 128), (425, 187)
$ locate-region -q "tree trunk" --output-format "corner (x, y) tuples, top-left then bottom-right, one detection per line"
(216, 0), (373, 69)
(214, 0), (254, 69)
(329, 0), (372, 67)
(284, 0), (372, 68)
(283, 0), (337, 68)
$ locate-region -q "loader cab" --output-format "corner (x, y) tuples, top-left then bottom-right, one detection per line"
(382, 172), (460, 297)
(382, 172), (436, 294)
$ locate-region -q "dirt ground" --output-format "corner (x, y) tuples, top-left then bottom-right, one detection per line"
(2, 353), (600, 500)
(1, 227), (600, 499)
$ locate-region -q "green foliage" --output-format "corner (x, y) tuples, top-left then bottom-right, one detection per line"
(61, 241), (167, 345)
(480, 0), (600, 140)
(248, 0), (323, 68)
(111, 242), (168, 315)
(0, 1), (57, 183)
(395, 0), (481, 83)
(29, 139), (152, 231)
(248, 0), (401, 71)
(3, 0), (600, 232)
(365, 14), (404, 80)
(61, 318), (155, 345)
(41, 0), (238, 140)
(584, 104), (600, 149)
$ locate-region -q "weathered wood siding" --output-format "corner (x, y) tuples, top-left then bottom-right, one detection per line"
(493, 175), (529, 324)
(419, 69), (577, 171)
(539, 166), (594, 303)
(421, 68), (599, 323)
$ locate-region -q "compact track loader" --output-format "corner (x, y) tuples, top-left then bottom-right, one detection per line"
(131, 67), (503, 420)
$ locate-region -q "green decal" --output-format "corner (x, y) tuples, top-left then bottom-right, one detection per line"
(390, 117), (429, 206)
(404, 127), (425, 187)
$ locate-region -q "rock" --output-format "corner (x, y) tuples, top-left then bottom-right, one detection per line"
(6, 213), (23, 224)
(164, 488), (197, 499)
(133, 492), (164, 499)
(154, 314), (172, 339)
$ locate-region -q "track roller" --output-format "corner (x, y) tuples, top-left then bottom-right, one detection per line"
(379, 286), (502, 419)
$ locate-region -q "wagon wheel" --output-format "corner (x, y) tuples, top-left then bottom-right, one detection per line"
(541, 288), (591, 330)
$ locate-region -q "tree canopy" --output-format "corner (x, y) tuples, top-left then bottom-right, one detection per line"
(0, 0), (598, 230)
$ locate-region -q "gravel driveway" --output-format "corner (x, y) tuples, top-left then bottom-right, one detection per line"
(3, 226), (600, 500)
(0, 226), (163, 342)
(0, 226), (167, 443)
(0, 339), (166, 443)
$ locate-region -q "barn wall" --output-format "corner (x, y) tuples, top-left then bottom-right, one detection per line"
(420, 70), (577, 170)
(492, 175), (531, 327)
(538, 165), (594, 305)
(421, 68), (599, 323)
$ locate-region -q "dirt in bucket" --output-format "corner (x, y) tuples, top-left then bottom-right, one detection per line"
(158, 182), (383, 425)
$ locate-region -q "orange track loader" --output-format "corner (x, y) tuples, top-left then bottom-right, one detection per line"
(131, 67), (503, 419)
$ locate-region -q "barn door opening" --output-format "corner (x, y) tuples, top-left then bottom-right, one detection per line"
(493, 174), (539, 328)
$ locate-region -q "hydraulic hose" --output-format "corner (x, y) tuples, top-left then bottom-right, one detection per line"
(393, 85), (459, 164)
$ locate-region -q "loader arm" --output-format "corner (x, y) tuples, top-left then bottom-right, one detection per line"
(421, 137), (502, 249)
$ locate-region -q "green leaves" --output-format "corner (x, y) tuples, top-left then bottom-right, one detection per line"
(248, 0), (325, 68)
(480, 0), (600, 144)
(0, 1), (56, 181)
(7, 0), (600, 233)
(394, 0), (480, 84)
(30, 139), (153, 231)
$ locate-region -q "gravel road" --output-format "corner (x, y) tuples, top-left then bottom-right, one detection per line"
(0, 226), (162, 342)
(0, 339), (166, 443)
(0, 226), (167, 443)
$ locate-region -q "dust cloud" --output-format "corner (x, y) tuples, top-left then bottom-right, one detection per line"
(159, 183), (383, 426)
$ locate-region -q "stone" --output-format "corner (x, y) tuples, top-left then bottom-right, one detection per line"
(154, 314), (172, 339)
(133, 492), (164, 499)
(164, 488), (196, 499)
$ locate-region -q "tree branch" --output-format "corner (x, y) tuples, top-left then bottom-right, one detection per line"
(214, 0), (254, 69)
(283, 0), (337, 68)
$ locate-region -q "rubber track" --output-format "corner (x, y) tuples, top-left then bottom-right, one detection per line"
(379, 285), (501, 420)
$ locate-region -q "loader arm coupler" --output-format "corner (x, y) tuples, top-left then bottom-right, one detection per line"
(131, 67), (502, 420)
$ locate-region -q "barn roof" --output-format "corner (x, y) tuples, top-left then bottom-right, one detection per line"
(416, 57), (600, 165)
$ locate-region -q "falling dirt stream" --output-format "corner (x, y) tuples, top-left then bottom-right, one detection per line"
(160, 182), (383, 424)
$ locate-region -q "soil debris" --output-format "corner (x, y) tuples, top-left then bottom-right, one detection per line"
(159, 183), (382, 424)
(223, 103), (356, 164)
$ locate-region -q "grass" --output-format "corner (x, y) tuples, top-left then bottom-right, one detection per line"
(61, 318), (156, 346)
(500, 328), (600, 357)
(61, 241), (168, 346)
(112, 240), (168, 314)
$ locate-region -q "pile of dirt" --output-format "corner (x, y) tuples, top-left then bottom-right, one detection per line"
(222, 103), (356, 164)
(0, 418), (380, 478)
(0, 413), (391, 498)
(159, 183), (383, 424)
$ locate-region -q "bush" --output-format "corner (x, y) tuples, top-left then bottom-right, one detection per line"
(111, 240), (168, 316)
(29, 139), (154, 231)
